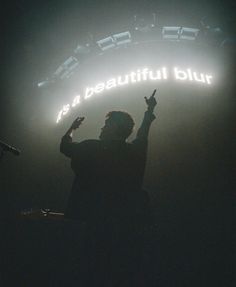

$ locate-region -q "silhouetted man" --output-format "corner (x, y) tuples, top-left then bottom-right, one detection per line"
(60, 90), (157, 225)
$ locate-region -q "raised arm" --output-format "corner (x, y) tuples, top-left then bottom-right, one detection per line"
(60, 116), (85, 157)
(135, 89), (157, 141)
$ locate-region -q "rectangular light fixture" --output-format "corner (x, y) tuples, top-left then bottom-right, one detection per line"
(97, 37), (115, 51)
(62, 56), (79, 70)
(179, 27), (199, 40)
(113, 31), (131, 45)
(54, 56), (79, 79)
(162, 26), (181, 40)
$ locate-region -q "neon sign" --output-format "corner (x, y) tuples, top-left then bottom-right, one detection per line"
(56, 67), (213, 123)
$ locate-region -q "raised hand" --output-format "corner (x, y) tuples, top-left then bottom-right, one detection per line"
(70, 116), (85, 130)
(144, 89), (157, 112)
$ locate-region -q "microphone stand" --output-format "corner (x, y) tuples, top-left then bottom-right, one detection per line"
(0, 139), (21, 162)
(0, 148), (4, 161)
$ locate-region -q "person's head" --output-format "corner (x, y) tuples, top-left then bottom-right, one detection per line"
(99, 111), (135, 141)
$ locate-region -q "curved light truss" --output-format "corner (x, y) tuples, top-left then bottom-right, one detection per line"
(37, 22), (224, 88)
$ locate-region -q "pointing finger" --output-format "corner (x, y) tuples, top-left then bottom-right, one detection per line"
(151, 89), (157, 97)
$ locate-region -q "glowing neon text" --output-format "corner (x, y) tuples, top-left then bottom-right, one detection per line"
(56, 67), (213, 123)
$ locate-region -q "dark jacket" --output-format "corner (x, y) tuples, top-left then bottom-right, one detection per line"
(60, 111), (155, 222)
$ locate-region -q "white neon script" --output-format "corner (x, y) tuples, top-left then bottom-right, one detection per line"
(56, 67), (213, 123)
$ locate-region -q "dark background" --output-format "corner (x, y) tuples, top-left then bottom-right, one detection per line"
(0, 1), (235, 286)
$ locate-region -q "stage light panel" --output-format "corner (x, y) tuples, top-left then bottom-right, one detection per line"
(180, 27), (199, 40)
(53, 56), (79, 79)
(113, 31), (131, 45)
(97, 37), (115, 51)
(62, 56), (79, 70)
(162, 26), (181, 40)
